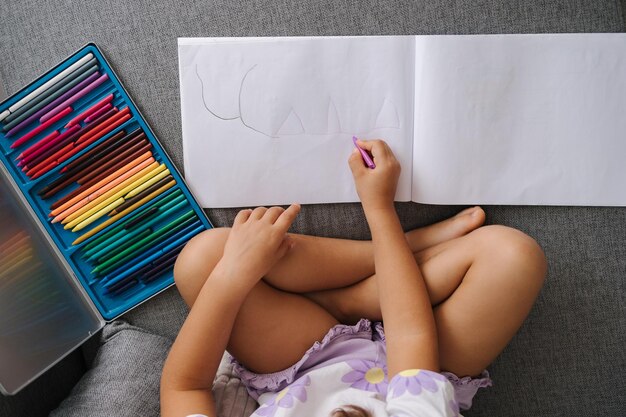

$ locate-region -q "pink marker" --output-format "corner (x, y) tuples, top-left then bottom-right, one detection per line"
(352, 136), (376, 169)
(84, 103), (114, 123)
(39, 73), (109, 124)
(65, 94), (114, 128)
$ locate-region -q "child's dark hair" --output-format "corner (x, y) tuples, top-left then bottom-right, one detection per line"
(330, 405), (373, 417)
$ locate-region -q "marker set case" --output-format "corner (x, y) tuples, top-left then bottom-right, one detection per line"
(0, 43), (212, 394)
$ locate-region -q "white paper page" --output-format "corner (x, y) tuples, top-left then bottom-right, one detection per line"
(179, 36), (414, 208)
(412, 33), (626, 206)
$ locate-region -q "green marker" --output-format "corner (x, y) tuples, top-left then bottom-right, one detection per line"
(82, 188), (183, 252)
(92, 210), (196, 275)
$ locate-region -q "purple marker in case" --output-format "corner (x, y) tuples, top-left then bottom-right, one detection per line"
(352, 136), (376, 169)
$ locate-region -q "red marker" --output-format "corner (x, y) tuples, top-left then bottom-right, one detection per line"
(76, 107), (131, 145)
(65, 93), (114, 128)
(25, 143), (74, 177)
(16, 130), (60, 161)
(10, 107), (72, 149)
(19, 124), (81, 168)
(84, 103), (114, 123)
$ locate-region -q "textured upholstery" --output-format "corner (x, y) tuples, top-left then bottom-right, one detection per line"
(0, 1), (625, 416)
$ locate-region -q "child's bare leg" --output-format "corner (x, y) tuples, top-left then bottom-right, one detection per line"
(175, 233), (341, 373)
(175, 206), (485, 306)
(307, 225), (547, 377)
(171, 208), (483, 375)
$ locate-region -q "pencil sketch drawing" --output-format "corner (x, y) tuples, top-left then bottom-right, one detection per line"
(195, 63), (400, 139)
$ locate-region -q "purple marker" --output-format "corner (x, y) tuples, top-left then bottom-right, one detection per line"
(40, 73), (109, 123)
(5, 71), (101, 138)
(352, 136), (376, 169)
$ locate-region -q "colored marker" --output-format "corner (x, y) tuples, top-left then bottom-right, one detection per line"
(71, 180), (177, 245)
(63, 162), (162, 227)
(16, 130), (60, 161)
(100, 223), (204, 287)
(115, 242), (185, 286)
(48, 149), (152, 205)
(3, 62), (99, 129)
(19, 124), (81, 169)
(352, 136), (376, 169)
(60, 128), (142, 174)
(40, 130), (137, 198)
(72, 198), (126, 232)
(94, 210), (197, 275)
(125, 168), (171, 199)
(105, 278), (138, 295)
(5, 72), (100, 138)
(10, 107), (73, 149)
(87, 228), (153, 263)
(65, 94), (114, 128)
(109, 177), (175, 215)
(73, 139), (151, 185)
(51, 157), (157, 222)
(84, 197), (186, 259)
(72, 133), (149, 179)
(40, 73), (110, 124)
(20, 124), (86, 170)
(84, 103), (114, 124)
(75, 106), (131, 144)
(36, 113), (131, 178)
(83, 190), (184, 253)
(0, 53), (94, 123)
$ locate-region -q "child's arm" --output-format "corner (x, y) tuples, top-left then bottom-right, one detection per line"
(160, 205), (300, 417)
(348, 140), (439, 379)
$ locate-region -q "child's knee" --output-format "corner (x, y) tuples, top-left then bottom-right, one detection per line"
(474, 225), (547, 288)
(174, 227), (231, 306)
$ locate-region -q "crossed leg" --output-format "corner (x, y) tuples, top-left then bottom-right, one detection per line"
(174, 207), (546, 378)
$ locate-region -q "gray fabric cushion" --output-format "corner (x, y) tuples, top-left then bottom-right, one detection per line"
(50, 321), (258, 417)
(1, 1), (625, 417)
(50, 321), (170, 417)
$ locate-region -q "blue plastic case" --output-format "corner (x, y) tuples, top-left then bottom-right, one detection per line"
(0, 43), (212, 394)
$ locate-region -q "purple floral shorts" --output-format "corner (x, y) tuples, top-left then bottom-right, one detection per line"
(231, 318), (492, 411)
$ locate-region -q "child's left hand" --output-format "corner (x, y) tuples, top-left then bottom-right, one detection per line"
(216, 204), (301, 291)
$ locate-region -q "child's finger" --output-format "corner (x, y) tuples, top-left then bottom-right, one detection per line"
(274, 203), (301, 232)
(264, 206), (285, 223)
(348, 148), (368, 173)
(250, 206), (268, 220)
(357, 139), (389, 158)
(233, 209), (252, 225)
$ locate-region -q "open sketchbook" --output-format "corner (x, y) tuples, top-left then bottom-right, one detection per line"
(178, 34), (626, 208)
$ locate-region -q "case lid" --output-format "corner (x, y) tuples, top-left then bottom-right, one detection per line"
(0, 167), (104, 395)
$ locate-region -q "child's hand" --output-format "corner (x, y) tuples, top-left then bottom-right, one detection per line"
(348, 139), (400, 211)
(217, 204), (301, 291)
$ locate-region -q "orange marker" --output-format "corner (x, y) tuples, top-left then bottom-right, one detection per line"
(65, 94), (114, 128)
(76, 107), (131, 145)
(51, 156), (156, 222)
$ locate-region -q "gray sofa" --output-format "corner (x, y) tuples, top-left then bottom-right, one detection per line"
(1, 1), (625, 416)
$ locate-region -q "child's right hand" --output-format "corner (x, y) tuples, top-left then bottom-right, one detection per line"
(217, 204), (300, 292)
(348, 139), (400, 211)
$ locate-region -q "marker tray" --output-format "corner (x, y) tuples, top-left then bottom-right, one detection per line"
(0, 43), (213, 395)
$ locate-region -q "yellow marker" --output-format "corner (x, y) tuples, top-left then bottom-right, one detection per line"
(72, 198), (125, 232)
(109, 179), (176, 216)
(62, 161), (160, 225)
(71, 180), (176, 244)
(64, 163), (167, 230)
(125, 168), (170, 199)
(50, 156), (156, 221)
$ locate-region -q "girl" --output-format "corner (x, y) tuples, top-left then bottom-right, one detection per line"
(161, 139), (546, 417)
